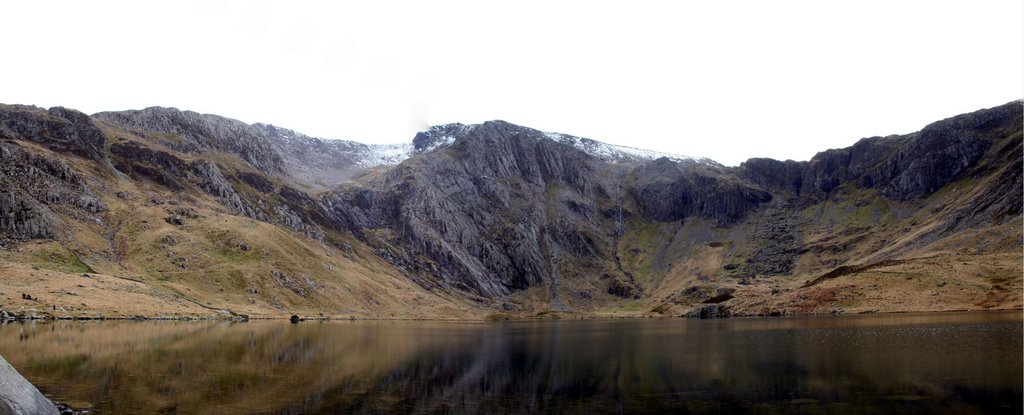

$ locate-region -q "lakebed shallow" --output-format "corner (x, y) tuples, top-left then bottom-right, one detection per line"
(0, 311), (1020, 414)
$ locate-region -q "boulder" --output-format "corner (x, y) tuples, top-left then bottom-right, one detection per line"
(0, 354), (59, 415)
(686, 304), (729, 319)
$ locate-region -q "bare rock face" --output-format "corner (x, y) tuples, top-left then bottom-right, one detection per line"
(739, 158), (803, 194)
(632, 158), (771, 225)
(742, 102), (1021, 202)
(254, 123), (411, 189)
(0, 191), (52, 242)
(0, 141), (105, 244)
(0, 105), (106, 161)
(191, 160), (257, 218)
(0, 354), (59, 415)
(95, 107), (285, 173)
(96, 108), (414, 190)
(109, 140), (191, 190)
(880, 105), (1008, 200)
(327, 120), (606, 297)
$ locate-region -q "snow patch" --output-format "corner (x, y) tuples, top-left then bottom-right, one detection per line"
(421, 135), (455, 152)
(360, 143), (412, 167)
(544, 132), (714, 165)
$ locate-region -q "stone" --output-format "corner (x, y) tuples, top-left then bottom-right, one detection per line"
(686, 304), (729, 319)
(0, 354), (60, 415)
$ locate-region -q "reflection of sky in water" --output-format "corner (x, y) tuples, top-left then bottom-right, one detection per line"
(1, 312), (1021, 414)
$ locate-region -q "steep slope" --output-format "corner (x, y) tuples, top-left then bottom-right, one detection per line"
(2, 105), (479, 319)
(93, 107), (412, 190)
(1, 101), (1020, 319)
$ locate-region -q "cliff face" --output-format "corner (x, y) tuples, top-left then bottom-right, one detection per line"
(319, 103), (1022, 307)
(741, 103), (1020, 202)
(0, 101), (1020, 318)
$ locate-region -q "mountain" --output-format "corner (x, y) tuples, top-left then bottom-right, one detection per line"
(1, 101), (1020, 319)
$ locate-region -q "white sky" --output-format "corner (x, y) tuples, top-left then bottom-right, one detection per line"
(2, 1), (1021, 166)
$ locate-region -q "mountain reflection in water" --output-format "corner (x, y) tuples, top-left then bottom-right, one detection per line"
(1, 312), (1020, 414)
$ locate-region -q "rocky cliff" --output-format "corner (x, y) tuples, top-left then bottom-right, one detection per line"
(1, 101), (1020, 319)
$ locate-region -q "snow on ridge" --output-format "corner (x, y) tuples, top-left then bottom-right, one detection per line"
(361, 143), (412, 167)
(255, 122), (411, 168)
(420, 135), (455, 153)
(413, 123), (476, 153)
(264, 118), (715, 171)
(543, 132), (715, 165)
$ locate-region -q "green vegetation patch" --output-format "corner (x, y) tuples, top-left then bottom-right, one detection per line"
(29, 242), (93, 273)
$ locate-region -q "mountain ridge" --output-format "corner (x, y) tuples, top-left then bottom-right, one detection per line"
(1, 100), (1021, 319)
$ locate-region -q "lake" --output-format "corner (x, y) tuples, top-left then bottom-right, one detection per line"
(0, 312), (1020, 414)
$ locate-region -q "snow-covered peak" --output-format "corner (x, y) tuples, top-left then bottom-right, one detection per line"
(543, 132), (717, 166)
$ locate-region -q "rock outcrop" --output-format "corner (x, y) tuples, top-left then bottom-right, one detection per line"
(0, 105), (106, 161)
(741, 102), (1021, 202)
(632, 157), (772, 225)
(95, 107), (284, 173)
(0, 138), (106, 244)
(0, 191), (52, 242)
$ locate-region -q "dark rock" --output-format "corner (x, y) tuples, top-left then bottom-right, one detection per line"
(607, 277), (642, 299)
(165, 206), (198, 219)
(290, 315), (300, 324)
(95, 107), (285, 173)
(702, 292), (734, 304)
(235, 171), (275, 193)
(0, 105), (105, 161)
(0, 191), (53, 242)
(632, 158), (771, 226)
(110, 141), (188, 190)
(686, 304), (729, 319)
(740, 158), (804, 193)
(164, 216), (183, 226)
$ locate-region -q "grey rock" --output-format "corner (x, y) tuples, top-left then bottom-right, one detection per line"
(191, 160), (253, 217)
(0, 105), (105, 161)
(95, 107), (285, 173)
(272, 271), (308, 298)
(0, 354), (60, 415)
(0, 192), (53, 242)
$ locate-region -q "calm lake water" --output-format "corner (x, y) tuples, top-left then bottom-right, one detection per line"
(0, 312), (1020, 414)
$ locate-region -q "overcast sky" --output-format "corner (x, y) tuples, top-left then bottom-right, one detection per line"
(2, 1), (1021, 166)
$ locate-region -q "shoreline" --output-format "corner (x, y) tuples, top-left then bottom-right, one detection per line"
(2, 307), (1020, 324)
